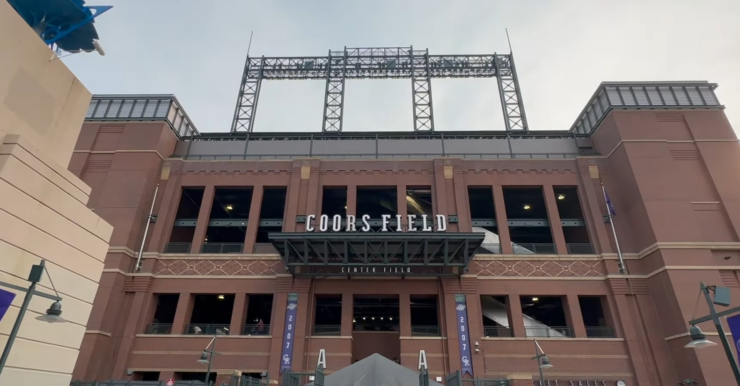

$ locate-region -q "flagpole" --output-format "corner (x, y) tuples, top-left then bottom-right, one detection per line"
(601, 183), (627, 274)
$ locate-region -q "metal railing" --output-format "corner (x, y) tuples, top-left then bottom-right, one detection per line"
(180, 152), (584, 161)
(524, 326), (573, 338)
(200, 242), (244, 254)
(313, 325), (341, 336)
(164, 242), (191, 254)
(483, 326), (513, 337)
(243, 323), (271, 335)
(476, 243), (501, 254)
(512, 243), (557, 255)
(567, 243), (595, 254)
(71, 382), (206, 386)
(145, 323), (173, 334)
(586, 326), (616, 338)
(184, 323), (231, 335)
(411, 325), (440, 336)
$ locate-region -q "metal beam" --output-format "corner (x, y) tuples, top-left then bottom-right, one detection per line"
(230, 46), (530, 133)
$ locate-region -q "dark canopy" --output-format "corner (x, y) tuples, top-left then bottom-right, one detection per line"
(323, 354), (443, 386)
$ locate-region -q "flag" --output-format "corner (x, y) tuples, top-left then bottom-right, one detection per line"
(728, 314), (740, 367)
(604, 190), (616, 216)
(0, 288), (16, 323)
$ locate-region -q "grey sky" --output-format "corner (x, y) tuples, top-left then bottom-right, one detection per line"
(65, 0), (740, 134)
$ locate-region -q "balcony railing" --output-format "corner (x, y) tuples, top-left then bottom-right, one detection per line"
(411, 325), (440, 336)
(567, 243), (595, 254)
(313, 325), (341, 336)
(184, 323), (231, 335)
(524, 326), (573, 338)
(164, 242), (191, 254)
(145, 323), (173, 334)
(512, 243), (557, 255)
(243, 324), (271, 336)
(476, 243), (501, 254)
(483, 326), (513, 337)
(585, 326), (616, 338)
(201, 242), (244, 254)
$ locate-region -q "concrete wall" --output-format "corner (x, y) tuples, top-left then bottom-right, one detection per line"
(0, 2), (113, 385)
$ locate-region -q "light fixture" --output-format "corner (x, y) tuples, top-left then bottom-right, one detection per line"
(557, 194), (565, 200)
(532, 297), (539, 302)
(539, 356), (554, 369)
(218, 295), (225, 300)
(523, 204), (531, 210)
(36, 301), (66, 323)
(684, 325), (717, 349)
(363, 316), (366, 320)
(353, 318), (356, 323)
(344, 205), (348, 209)
(389, 317), (393, 321)
(371, 317), (375, 320)
(226, 205), (233, 211)
(380, 316), (384, 320)
(197, 351), (210, 363)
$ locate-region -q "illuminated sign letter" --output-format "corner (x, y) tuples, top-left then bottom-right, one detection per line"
(319, 215), (329, 232)
(361, 215), (371, 231)
(436, 214), (447, 232)
(332, 215), (342, 231)
(381, 215), (391, 232)
(306, 215), (315, 232)
(346, 215), (356, 231)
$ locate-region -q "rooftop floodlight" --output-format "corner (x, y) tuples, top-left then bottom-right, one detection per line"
(36, 301), (65, 323)
(684, 325), (717, 349)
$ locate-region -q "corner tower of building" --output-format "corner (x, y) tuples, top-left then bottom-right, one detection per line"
(0, 2), (113, 385)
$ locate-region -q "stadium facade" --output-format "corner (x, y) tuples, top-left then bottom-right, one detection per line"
(69, 79), (740, 386)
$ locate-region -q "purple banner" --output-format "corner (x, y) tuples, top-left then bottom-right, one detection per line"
(0, 288), (15, 323)
(728, 314), (740, 367)
(280, 294), (299, 372)
(455, 295), (474, 376)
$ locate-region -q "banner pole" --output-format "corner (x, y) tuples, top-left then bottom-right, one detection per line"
(601, 183), (627, 274)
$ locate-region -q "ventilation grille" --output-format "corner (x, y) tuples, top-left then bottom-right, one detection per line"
(670, 149), (699, 160)
(84, 159), (113, 172)
(655, 112), (684, 122)
(98, 125), (125, 133)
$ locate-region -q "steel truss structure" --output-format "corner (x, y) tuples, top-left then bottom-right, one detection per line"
(269, 232), (484, 277)
(231, 46), (529, 133)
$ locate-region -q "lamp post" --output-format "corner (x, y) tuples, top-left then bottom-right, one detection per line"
(196, 328), (228, 386)
(685, 282), (740, 385)
(0, 260), (65, 376)
(531, 339), (553, 386)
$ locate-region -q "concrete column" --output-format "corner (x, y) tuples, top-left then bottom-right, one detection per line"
(230, 293), (248, 335)
(399, 293), (412, 336)
(506, 295), (527, 337)
(340, 292), (354, 336)
(492, 185), (512, 254)
(171, 292), (194, 334)
(190, 185), (215, 254)
(543, 184), (568, 255)
(564, 294), (587, 338)
(346, 184), (357, 217)
(396, 185), (408, 230)
(243, 185), (264, 253)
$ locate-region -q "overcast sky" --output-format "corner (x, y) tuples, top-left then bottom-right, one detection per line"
(65, 0), (740, 134)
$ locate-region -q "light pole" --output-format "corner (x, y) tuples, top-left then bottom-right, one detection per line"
(196, 328), (228, 386)
(685, 282), (740, 385)
(531, 340), (553, 386)
(0, 260), (65, 376)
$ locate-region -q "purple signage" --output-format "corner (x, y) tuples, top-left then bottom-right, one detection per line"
(455, 294), (474, 376)
(728, 314), (740, 367)
(0, 288), (15, 323)
(280, 294), (299, 372)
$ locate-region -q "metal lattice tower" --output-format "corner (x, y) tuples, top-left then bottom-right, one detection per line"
(230, 46), (529, 133)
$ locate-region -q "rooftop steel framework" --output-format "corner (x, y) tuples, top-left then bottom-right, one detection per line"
(230, 46), (529, 133)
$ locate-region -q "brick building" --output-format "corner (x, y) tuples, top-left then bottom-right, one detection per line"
(69, 81), (740, 386)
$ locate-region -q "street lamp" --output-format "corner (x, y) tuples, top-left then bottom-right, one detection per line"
(196, 328), (228, 386)
(531, 340), (552, 386)
(685, 282), (740, 384)
(0, 260), (65, 375)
